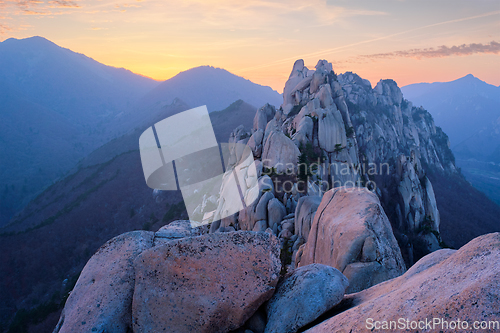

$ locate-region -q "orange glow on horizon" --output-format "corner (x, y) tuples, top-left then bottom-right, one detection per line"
(1, 0), (499, 91)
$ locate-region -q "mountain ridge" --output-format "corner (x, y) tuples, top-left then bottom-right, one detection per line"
(0, 36), (282, 226)
(401, 74), (500, 204)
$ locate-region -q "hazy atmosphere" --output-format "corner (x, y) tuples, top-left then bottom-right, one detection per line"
(1, 1), (499, 333)
(1, 0), (499, 90)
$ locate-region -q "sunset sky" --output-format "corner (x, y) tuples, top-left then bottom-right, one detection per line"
(1, 0), (499, 91)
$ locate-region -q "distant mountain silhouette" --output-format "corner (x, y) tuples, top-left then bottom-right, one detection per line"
(0, 36), (282, 225)
(0, 36), (160, 225)
(142, 65), (282, 112)
(402, 75), (500, 204)
(401, 74), (500, 158)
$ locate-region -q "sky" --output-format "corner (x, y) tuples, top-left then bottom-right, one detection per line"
(1, 0), (499, 91)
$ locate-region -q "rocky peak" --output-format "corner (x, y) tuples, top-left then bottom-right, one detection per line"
(204, 59), (459, 269)
(51, 59), (498, 333)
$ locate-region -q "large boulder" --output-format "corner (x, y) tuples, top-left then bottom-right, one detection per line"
(253, 104), (276, 132)
(265, 264), (348, 333)
(132, 231), (281, 333)
(306, 233), (500, 333)
(267, 198), (286, 230)
(261, 131), (300, 174)
(294, 196), (322, 241)
(298, 187), (406, 293)
(53, 231), (154, 333)
(317, 108), (347, 153)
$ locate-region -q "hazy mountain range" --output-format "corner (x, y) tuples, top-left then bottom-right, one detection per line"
(0, 36), (281, 225)
(402, 75), (500, 204)
(0, 36), (499, 333)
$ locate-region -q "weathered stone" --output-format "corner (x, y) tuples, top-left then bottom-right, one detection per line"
(309, 71), (325, 94)
(278, 229), (293, 239)
(263, 120), (280, 147)
(267, 198), (286, 230)
(245, 308), (266, 333)
(253, 220), (268, 232)
(265, 264), (348, 333)
(317, 85), (333, 108)
(306, 233), (500, 333)
(423, 176), (440, 231)
(254, 191), (275, 222)
(54, 231), (154, 333)
(298, 187), (406, 293)
(248, 129), (264, 158)
(294, 196), (322, 241)
(132, 231), (281, 333)
(154, 220), (197, 245)
(261, 131), (300, 174)
(318, 109), (347, 153)
(254, 104), (276, 132)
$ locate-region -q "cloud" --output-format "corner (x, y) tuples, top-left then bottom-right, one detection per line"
(3, 0), (81, 15)
(0, 23), (12, 35)
(361, 41), (500, 60)
(48, 0), (80, 8)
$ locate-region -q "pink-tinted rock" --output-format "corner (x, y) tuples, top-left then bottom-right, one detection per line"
(53, 231), (154, 333)
(294, 195), (321, 242)
(298, 187), (405, 293)
(306, 233), (500, 333)
(132, 231), (281, 333)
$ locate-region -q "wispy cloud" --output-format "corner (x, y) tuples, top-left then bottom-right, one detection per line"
(237, 10), (500, 73)
(3, 0), (81, 16)
(48, 0), (80, 8)
(361, 41), (500, 60)
(0, 23), (12, 35)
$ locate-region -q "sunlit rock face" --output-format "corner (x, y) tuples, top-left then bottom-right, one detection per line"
(306, 233), (500, 333)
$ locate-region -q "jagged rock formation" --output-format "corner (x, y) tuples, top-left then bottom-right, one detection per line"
(306, 232), (500, 333)
(206, 59), (458, 269)
(53, 59), (482, 333)
(338, 72), (455, 262)
(297, 188), (406, 293)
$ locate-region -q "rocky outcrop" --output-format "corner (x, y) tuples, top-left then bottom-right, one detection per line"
(306, 233), (500, 333)
(396, 153), (440, 233)
(261, 130), (300, 174)
(210, 58), (458, 266)
(52, 58), (487, 333)
(132, 231), (281, 333)
(53, 231), (155, 333)
(254, 104), (276, 132)
(267, 198), (286, 231)
(54, 225), (281, 333)
(297, 187), (406, 293)
(294, 195), (321, 241)
(336, 71), (457, 262)
(265, 264), (348, 333)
